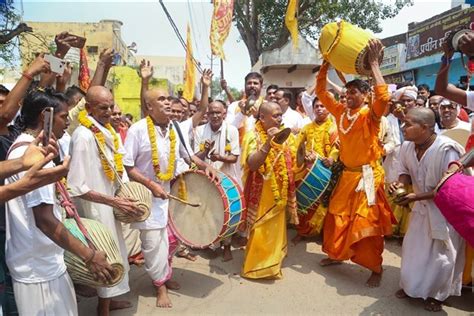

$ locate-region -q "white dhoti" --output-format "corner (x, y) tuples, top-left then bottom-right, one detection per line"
(140, 228), (171, 287)
(121, 222), (142, 258)
(13, 272), (78, 316)
(400, 210), (465, 301)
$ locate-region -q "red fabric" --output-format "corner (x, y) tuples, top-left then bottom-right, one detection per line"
(79, 48), (91, 92)
(458, 108), (470, 122)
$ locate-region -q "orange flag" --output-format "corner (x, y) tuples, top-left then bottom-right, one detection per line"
(285, 0), (299, 49)
(79, 48), (90, 92)
(210, 0), (235, 60)
(183, 24), (195, 102)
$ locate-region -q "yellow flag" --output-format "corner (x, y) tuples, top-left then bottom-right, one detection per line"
(285, 0), (299, 49)
(183, 24), (195, 102)
(210, 0), (235, 60)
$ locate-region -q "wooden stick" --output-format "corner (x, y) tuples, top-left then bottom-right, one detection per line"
(220, 58), (224, 79)
(168, 194), (201, 207)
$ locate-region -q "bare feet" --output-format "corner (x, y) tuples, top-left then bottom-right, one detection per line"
(395, 289), (408, 299)
(177, 250), (197, 261)
(222, 245), (233, 262)
(291, 234), (303, 245)
(165, 279), (181, 291)
(366, 271), (382, 288)
(156, 285), (172, 308)
(319, 258), (342, 267)
(424, 298), (443, 312)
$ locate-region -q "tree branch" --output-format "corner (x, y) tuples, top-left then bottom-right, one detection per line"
(0, 23), (33, 45)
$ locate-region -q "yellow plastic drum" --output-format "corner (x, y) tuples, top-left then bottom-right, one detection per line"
(319, 20), (382, 76)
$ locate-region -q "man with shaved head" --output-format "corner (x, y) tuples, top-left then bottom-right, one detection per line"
(389, 107), (465, 312)
(68, 85), (141, 315)
(240, 101), (303, 279)
(123, 78), (218, 307)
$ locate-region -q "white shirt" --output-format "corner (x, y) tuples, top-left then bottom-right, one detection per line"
(123, 119), (189, 229)
(58, 131), (71, 161)
(301, 91), (316, 121)
(467, 90), (474, 111)
(177, 118), (195, 157)
(194, 122), (241, 186)
(5, 133), (66, 283)
(225, 100), (257, 133)
(282, 107), (304, 131)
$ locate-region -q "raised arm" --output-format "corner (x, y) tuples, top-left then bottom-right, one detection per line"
(220, 79), (234, 104)
(90, 48), (114, 87)
(191, 69), (212, 128)
(0, 55), (50, 126)
(367, 39), (390, 118)
(139, 59), (153, 118)
(434, 43), (467, 106)
(316, 62), (339, 115)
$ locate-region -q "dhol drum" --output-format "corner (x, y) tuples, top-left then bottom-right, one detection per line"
(296, 157), (332, 214)
(319, 20), (383, 76)
(63, 218), (125, 287)
(168, 170), (245, 248)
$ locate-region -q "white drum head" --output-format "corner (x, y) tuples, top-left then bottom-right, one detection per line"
(169, 172), (225, 247)
(441, 128), (470, 147)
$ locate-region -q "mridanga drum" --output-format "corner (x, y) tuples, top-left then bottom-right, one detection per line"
(114, 181), (152, 223)
(296, 157), (332, 214)
(63, 218), (125, 287)
(319, 20), (383, 75)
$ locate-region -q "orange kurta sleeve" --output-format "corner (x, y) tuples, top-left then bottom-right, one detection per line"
(316, 63), (342, 116)
(370, 85), (391, 118)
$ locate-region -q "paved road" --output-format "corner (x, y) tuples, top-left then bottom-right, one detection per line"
(78, 231), (474, 315)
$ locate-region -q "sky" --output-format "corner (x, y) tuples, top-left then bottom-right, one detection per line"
(16, 0), (456, 89)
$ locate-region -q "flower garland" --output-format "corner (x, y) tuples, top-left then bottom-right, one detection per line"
(339, 108), (360, 135)
(255, 121), (289, 207)
(146, 116), (176, 181)
(78, 110), (123, 181)
(198, 128), (231, 155)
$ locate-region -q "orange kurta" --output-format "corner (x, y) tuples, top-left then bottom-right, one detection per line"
(316, 63), (394, 273)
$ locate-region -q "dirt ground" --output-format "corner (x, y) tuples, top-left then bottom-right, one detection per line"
(78, 231), (474, 315)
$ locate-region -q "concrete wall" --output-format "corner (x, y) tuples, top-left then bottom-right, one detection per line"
(21, 20), (131, 70)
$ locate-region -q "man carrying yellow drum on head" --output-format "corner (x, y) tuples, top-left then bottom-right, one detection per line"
(316, 39), (395, 288)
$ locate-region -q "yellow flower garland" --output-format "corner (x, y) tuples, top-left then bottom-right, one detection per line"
(146, 116), (176, 181)
(78, 110), (124, 181)
(255, 121), (289, 207)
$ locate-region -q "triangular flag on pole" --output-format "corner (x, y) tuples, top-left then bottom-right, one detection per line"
(210, 0), (235, 60)
(285, 0), (299, 49)
(183, 23), (195, 102)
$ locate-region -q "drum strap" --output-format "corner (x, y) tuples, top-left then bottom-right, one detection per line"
(55, 181), (96, 250)
(171, 120), (196, 167)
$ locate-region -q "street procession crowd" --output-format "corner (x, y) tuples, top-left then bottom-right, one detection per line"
(0, 23), (474, 316)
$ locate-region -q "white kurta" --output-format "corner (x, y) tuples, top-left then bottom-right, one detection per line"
(382, 114), (402, 183)
(123, 119), (188, 284)
(398, 136), (465, 301)
(194, 122), (242, 186)
(6, 133), (76, 315)
(225, 100), (257, 133)
(282, 107), (304, 131)
(68, 117), (130, 299)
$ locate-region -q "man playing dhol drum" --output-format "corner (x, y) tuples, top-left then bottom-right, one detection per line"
(123, 70), (217, 308)
(194, 100), (241, 261)
(241, 101), (304, 279)
(292, 97), (339, 244)
(316, 39), (395, 287)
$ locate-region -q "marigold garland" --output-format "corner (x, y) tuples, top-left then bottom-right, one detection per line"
(255, 121), (289, 207)
(146, 116), (176, 181)
(78, 110), (123, 181)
